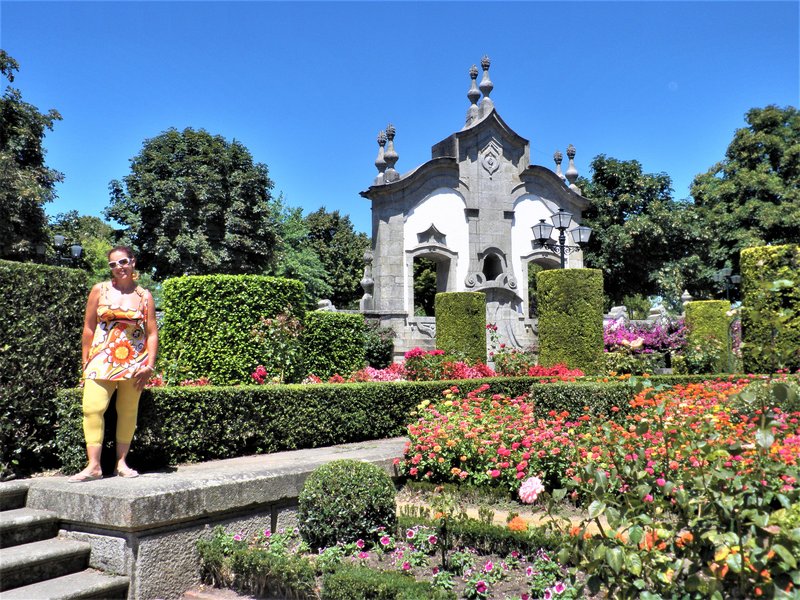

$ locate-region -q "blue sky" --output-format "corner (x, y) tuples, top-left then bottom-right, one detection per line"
(3, 1), (798, 235)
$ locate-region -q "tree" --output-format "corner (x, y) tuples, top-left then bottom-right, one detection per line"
(106, 127), (279, 280)
(269, 199), (332, 309)
(581, 155), (702, 309)
(0, 51), (63, 261)
(49, 210), (117, 284)
(691, 105), (800, 278)
(304, 208), (369, 308)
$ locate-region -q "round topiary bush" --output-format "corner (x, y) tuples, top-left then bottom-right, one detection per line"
(298, 459), (396, 550)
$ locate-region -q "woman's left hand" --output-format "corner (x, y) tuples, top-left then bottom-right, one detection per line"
(134, 365), (153, 391)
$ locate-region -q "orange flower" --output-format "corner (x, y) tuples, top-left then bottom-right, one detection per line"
(508, 516), (528, 532)
(675, 531), (694, 548)
(569, 525), (581, 537)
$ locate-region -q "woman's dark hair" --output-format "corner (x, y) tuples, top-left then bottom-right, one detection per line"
(107, 246), (135, 260)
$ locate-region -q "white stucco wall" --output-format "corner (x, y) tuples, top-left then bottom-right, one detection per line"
(510, 195), (560, 287)
(403, 189), (469, 313)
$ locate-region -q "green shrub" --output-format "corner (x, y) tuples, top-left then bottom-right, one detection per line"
(230, 547), (316, 599)
(250, 310), (304, 383)
(683, 300), (732, 373)
(302, 312), (366, 379)
(321, 564), (455, 600)
(364, 320), (395, 369)
(537, 269), (604, 374)
(435, 292), (487, 363)
(159, 275), (306, 385)
(0, 260), (88, 478)
(298, 459), (396, 551)
(604, 351), (666, 375)
(396, 514), (560, 557)
(740, 244), (800, 373)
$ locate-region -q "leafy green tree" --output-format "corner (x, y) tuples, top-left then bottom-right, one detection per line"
(304, 207), (369, 308)
(269, 199), (332, 309)
(49, 210), (116, 282)
(106, 127), (279, 280)
(691, 105), (800, 282)
(581, 155), (702, 309)
(0, 51), (63, 261)
(413, 257), (437, 316)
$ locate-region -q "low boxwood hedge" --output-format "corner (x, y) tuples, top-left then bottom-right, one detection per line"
(53, 374), (715, 474)
(321, 564), (455, 600)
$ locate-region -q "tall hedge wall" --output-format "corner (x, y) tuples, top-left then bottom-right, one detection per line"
(536, 268), (604, 374)
(684, 300), (732, 373)
(740, 244), (800, 373)
(0, 260), (88, 477)
(302, 312), (367, 379)
(159, 275), (306, 385)
(435, 292), (486, 363)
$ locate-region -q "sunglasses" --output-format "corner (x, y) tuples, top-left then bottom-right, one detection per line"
(108, 257), (132, 269)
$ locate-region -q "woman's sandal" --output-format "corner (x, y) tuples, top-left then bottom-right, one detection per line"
(67, 471), (103, 483)
(114, 467), (139, 478)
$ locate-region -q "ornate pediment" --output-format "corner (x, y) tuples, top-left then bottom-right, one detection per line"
(417, 223), (447, 245)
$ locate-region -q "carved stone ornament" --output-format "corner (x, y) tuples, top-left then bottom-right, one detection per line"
(417, 223), (447, 245)
(480, 140), (501, 176)
(413, 321), (436, 338)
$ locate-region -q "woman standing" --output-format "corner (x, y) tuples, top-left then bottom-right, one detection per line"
(68, 246), (158, 482)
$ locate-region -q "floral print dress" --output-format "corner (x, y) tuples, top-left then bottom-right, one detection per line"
(83, 282), (149, 381)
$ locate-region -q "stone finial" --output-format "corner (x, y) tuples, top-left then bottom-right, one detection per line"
(478, 55), (494, 115)
(465, 64), (480, 127)
(359, 249), (375, 311)
(384, 123), (399, 182)
(681, 289), (693, 305)
(374, 130), (387, 185)
(553, 149), (565, 181)
(565, 144), (580, 193)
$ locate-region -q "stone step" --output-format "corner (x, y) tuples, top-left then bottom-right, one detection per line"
(1, 568), (130, 599)
(0, 537), (90, 591)
(0, 481), (29, 511)
(0, 507), (60, 548)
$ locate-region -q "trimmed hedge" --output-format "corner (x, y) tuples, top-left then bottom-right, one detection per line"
(159, 275), (306, 385)
(435, 292), (486, 363)
(684, 300), (732, 373)
(302, 312), (366, 379)
(53, 375), (702, 474)
(396, 515), (561, 557)
(740, 244), (800, 373)
(0, 260), (88, 478)
(321, 564), (455, 600)
(536, 269), (604, 374)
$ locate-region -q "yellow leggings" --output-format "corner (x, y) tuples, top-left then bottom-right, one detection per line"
(82, 379), (141, 446)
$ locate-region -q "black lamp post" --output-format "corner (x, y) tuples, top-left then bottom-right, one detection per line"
(53, 234), (83, 268)
(712, 267), (741, 301)
(532, 209), (592, 268)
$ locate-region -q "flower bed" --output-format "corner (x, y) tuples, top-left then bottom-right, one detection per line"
(199, 518), (579, 600)
(397, 374), (800, 598)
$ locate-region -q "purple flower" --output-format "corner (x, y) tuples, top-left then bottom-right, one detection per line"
(483, 560), (494, 573)
(358, 551), (369, 559)
(380, 535), (391, 546)
(406, 528), (415, 539)
(402, 561), (411, 571)
(554, 581), (566, 594)
(232, 533), (242, 542)
(543, 590), (553, 600)
(356, 539), (365, 549)
(428, 535), (438, 545)
(475, 580), (488, 593)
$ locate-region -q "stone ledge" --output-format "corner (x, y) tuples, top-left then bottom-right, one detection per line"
(25, 437), (407, 532)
